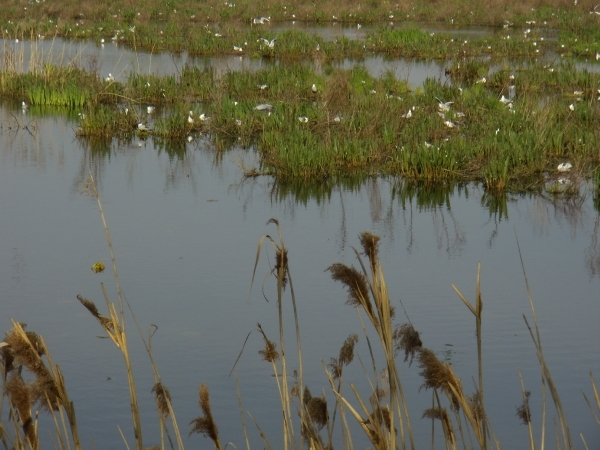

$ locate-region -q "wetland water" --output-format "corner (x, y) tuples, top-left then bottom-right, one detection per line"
(1, 38), (599, 449)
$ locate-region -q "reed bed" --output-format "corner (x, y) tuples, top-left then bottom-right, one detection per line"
(1, 212), (596, 449)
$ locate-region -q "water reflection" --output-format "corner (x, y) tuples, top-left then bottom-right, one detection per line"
(0, 37), (453, 87)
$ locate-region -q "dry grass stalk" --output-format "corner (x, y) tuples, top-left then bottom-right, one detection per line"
(79, 172), (143, 450)
(582, 372), (600, 426)
(189, 383), (222, 450)
(422, 407), (456, 449)
(250, 219), (307, 450)
(328, 231), (415, 450)
(516, 235), (572, 449)
(452, 262), (487, 448)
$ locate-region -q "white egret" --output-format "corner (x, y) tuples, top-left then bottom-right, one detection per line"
(187, 136), (193, 142)
(569, 103), (575, 111)
(188, 115), (194, 124)
(574, 90), (583, 96)
(257, 84), (268, 90)
(105, 73), (114, 82)
(21, 101), (28, 111)
(311, 83), (317, 93)
(137, 123), (149, 132)
(333, 115), (341, 123)
(499, 95), (511, 104)
(476, 77), (487, 84)
(235, 119), (242, 126)
(233, 45), (243, 52)
(557, 162), (573, 172)
(401, 109), (412, 119)
(199, 113), (208, 122)
(147, 105), (155, 114)
(298, 116), (309, 123)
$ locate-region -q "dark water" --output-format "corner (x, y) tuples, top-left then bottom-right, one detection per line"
(1, 31), (600, 449)
(1, 103), (598, 449)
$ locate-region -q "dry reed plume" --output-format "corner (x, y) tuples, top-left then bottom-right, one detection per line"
(189, 383), (222, 450)
(1, 321), (81, 450)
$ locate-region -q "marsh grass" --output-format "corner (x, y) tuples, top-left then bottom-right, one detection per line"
(1, 48), (599, 193)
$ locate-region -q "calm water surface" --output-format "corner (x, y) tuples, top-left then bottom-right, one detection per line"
(1, 37), (599, 449)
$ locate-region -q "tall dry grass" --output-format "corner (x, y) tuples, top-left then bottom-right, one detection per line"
(1, 219), (597, 450)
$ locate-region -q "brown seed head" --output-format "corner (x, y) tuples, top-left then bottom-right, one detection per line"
(417, 348), (460, 411)
(516, 390), (532, 425)
(152, 382), (172, 418)
(306, 396), (328, 430)
(327, 263), (372, 315)
(189, 383), (220, 447)
(393, 323), (422, 366)
(339, 334), (359, 366)
(259, 338), (279, 363)
(5, 372), (37, 448)
(422, 407), (455, 445)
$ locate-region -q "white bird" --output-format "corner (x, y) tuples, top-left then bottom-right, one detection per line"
(260, 38), (276, 48)
(235, 119), (242, 126)
(199, 113), (208, 122)
(476, 77), (487, 84)
(100, 38), (105, 44)
(437, 99), (453, 112)
(402, 109), (412, 119)
(557, 162), (573, 172)
(444, 120), (456, 128)
(187, 136), (193, 142)
(333, 115), (341, 123)
(253, 16), (270, 24)
(105, 73), (114, 82)
(137, 123), (148, 132)
(573, 90), (583, 96)
(298, 116), (309, 123)
(569, 103), (575, 111)
(233, 45), (243, 52)
(147, 105), (155, 114)
(500, 95), (511, 104)
(187, 115), (194, 124)
(254, 103), (273, 111)
(257, 84), (268, 90)
(311, 83), (317, 93)
(21, 101), (28, 111)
